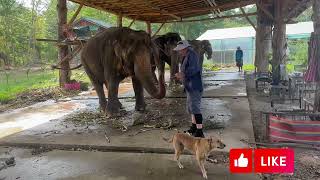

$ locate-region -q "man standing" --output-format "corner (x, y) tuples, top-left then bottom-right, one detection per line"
(174, 40), (204, 138)
(235, 46), (243, 72)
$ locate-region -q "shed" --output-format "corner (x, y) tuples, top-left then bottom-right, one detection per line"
(72, 17), (113, 39)
(197, 21), (314, 65)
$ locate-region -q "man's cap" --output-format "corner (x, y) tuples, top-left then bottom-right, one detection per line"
(173, 40), (191, 51)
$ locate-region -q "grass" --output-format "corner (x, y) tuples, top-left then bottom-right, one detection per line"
(242, 64), (296, 73)
(203, 61), (221, 71)
(243, 64), (255, 72)
(0, 68), (91, 103)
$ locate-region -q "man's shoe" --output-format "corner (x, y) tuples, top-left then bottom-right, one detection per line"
(184, 124), (196, 135)
(194, 129), (205, 138)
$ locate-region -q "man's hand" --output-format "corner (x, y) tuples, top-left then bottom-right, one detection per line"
(175, 72), (184, 81)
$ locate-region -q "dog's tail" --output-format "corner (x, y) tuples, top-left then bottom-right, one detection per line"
(162, 136), (173, 143)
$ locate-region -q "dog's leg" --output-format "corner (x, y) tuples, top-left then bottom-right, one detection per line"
(200, 159), (207, 179)
(174, 142), (184, 169)
(196, 151), (207, 179)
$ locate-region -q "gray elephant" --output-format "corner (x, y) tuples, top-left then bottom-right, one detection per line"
(152, 33), (182, 84)
(81, 27), (166, 116)
(189, 40), (213, 73)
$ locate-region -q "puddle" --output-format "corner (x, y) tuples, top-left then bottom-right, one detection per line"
(0, 100), (88, 139)
(202, 99), (232, 129)
(203, 81), (232, 90)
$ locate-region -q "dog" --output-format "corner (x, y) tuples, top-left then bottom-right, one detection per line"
(163, 133), (226, 179)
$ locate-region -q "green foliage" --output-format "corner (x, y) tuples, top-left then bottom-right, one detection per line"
(243, 64), (255, 72)
(0, 69), (59, 102)
(0, 68), (91, 103)
(288, 40), (308, 66)
(286, 64), (294, 73)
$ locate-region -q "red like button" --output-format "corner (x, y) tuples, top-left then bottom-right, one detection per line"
(254, 148), (294, 174)
(229, 149), (253, 173)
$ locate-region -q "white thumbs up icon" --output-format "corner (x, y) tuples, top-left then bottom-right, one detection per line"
(234, 153), (248, 167)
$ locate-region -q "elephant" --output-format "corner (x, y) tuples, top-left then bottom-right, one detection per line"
(188, 40), (213, 73)
(152, 33), (182, 84)
(81, 27), (166, 116)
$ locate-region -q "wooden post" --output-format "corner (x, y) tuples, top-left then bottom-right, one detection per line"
(271, 0), (287, 85)
(240, 7), (257, 31)
(67, 4), (83, 27)
(146, 21), (152, 35)
(117, 13), (122, 27)
(255, 2), (272, 73)
(313, 0), (320, 112)
(57, 0), (70, 87)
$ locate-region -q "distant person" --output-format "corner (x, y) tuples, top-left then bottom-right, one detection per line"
(235, 47), (243, 72)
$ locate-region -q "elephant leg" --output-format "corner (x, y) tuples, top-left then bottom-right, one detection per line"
(106, 79), (121, 116)
(132, 76), (146, 111)
(170, 63), (179, 86)
(92, 81), (107, 114)
(169, 65), (176, 86)
(104, 81), (123, 109)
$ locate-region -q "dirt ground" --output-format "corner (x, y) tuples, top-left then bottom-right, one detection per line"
(0, 88), (80, 113)
(245, 73), (320, 180)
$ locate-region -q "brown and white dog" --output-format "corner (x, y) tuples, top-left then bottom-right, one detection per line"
(164, 133), (226, 179)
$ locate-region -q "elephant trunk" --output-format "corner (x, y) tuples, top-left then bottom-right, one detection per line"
(134, 49), (166, 99)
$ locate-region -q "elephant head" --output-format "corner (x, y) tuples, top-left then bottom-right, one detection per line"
(113, 28), (166, 99)
(201, 40), (213, 60)
(153, 32), (182, 83)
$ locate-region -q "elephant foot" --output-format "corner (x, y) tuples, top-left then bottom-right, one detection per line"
(104, 103), (120, 118)
(116, 100), (124, 109)
(135, 103), (146, 112)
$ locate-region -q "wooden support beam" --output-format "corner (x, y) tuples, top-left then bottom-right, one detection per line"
(212, 0), (221, 14)
(256, 0), (274, 21)
(155, 12), (257, 23)
(203, 0), (216, 15)
(117, 13), (122, 27)
(146, 21), (152, 34)
(173, 0), (254, 14)
(128, 19), (136, 28)
(144, 0), (181, 20)
(271, 0), (287, 85)
(240, 6), (257, 31)
(313, 0), (320, 112)
(255, 3), (272, 73)
(57, 0), (70, 87)
(56, 45), (82, 66)
(152, 23), (165, 37)
(285, 0), (312, 23)
(67, 4), (83, 26)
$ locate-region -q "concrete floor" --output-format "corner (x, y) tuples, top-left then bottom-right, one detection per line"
(0, 70), (258, 180)
(0, 147), (258, 180)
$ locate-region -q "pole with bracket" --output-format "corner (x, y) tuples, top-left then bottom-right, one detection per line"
(67, 4), (83, 27)
(146, 21), (152, 35)
(240, 6), (257, 31)
(152, 23), (165, 37)
(117, 13), (123, 27)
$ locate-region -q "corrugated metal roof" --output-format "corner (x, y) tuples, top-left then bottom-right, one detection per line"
(197, 21), (314, 40)
(73, 17), (113, 29)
